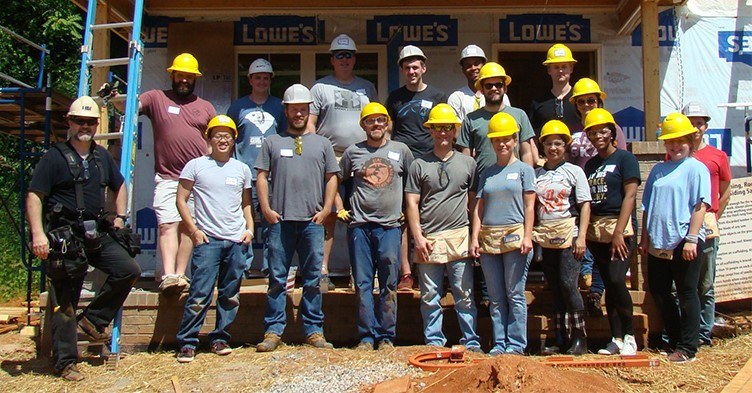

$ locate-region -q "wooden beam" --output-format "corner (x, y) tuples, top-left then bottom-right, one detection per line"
(641, 0), (660, 141)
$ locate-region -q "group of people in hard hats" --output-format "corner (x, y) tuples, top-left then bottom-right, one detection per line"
(29, 32), (730, 379)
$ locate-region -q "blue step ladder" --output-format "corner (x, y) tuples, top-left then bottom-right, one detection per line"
(76, 0), (145, 368)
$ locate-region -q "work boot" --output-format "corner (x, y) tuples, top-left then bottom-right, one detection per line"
(566, 311), (588, 355)
(542, 313), (567, 355)
(397, 274), (414, 291)
(306, 332), (333, 349)
(77, 316), (110, 342)
(586, 292), (604, 316)
(57, 363), (84, 381)
(256, 333), (282, 352)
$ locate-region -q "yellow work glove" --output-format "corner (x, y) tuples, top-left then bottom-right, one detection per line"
(336, 209), (352, 223)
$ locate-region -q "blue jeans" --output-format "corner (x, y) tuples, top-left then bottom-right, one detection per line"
(418, 260), (481, 348)
(348, 223), (400, 344)
(580, 248), (605, 294)
(177, 237), (245, 348)
(244, 186), (269, 275)
(265, 220), (325, 337)
(480, 250), (532, 354)
(699, 237), (719, 345)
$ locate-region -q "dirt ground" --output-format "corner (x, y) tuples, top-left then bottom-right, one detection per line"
(0, 328), (750, 393)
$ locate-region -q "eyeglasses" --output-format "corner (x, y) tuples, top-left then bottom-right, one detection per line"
(81, 159), (91, 181)
(483, 82), (504, 90)
(543, 140), (567, 148)
(438, 161), (450, 188)
(211, 134), (234, 142)
(586, 128), (612, 137)
(363, 116), (388, 126)
(333, 51), (354, 60)
(294, 136), (303, 155)
(430, 125), (455, 133)
(70, 117), (98, 126)
(576, 97), (598, 106)
(555, 99), (564, 119)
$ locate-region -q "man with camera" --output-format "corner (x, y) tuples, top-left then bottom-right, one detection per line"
(26, 96), (141, 381)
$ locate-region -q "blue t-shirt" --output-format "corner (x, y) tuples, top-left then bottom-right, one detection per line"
(641, 157), (711, 250)
(477, 160), (535, 226)
(227, 95), (286, 179)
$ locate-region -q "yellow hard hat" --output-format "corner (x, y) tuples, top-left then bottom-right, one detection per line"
(539, 120), (572, 144)
(583, 108), (616, 131)
(205, 115), (237, 139)
(167, 53), (202, 76)
(543, 44), (577, 65)
(423, 103), (461, 128)
(659, 112), (697, 140)
(487, 112), (519, 138)
(474, 62), (512, 90)
(360, 102), (390, 124)
(569, 78), (607, 104)
(67, 96), (100, 118)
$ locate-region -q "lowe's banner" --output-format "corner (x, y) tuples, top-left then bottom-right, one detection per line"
(234, 16), (324, 45)
(366, 15), (458, 46)
(143, 15), (185, 48)
(632, 8), (677, 46)
(498, 14), (591, 43)
(718, 31), (752, 66)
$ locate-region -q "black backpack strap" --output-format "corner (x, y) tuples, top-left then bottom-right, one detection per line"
(52, 142), (109, 219)
(91, 146), (108, 208)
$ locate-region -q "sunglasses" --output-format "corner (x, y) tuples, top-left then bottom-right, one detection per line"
(333, 51), (354, 60)
(363, 116), (388, 126)
(555, 99), (564, 119)
(430, 125), (455, 132)
(576, 97), (598, 106)
(70, 117), (98, 126)
(294, 136), (303, 155)
(438, 161), (450, 188)
(483, 82), (504, 90)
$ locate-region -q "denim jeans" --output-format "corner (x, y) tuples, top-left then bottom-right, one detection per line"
(580, 248), (605, 294)
(418, 260), (481, 348)
(243, 186), (269, 275)
(264, 220), (325, 337)
(49, 235), (141, 371)
(177, 237), (245, 348)
(348, 223), (400, 344)
(699, 237), (719, 344)
(648, 239), (703, 357)
(480, 250), (532, 354)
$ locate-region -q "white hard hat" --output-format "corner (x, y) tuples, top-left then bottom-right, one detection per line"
(398, 45), (426, 66)
(283, 84), (313, 104)
(681, 102), (711, 121)
(67, 96), (100, 118)
(459, 44), (487, 64)
(248, 58), (274, 77)
(329, 34), (357, 52)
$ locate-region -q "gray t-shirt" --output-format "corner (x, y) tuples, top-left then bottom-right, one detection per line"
(534, 162), (592, 221)
(310, 75), (378, 152)
(341, 140), (414, 228)
(477, 160), (536, 226)
(254, 132), (340, 221)
(180, 156), (252, 241)
(457, 106), (535, 177)
(405, 152), (477, 234)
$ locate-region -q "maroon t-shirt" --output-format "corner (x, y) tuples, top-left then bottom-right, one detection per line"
(140, 89), (216, 180)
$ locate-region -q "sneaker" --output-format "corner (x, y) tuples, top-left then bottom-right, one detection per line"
(579, 274), (592, 290)
(306, 332), (334, 349)
(257, 333), (282, 352)
(177, 274), (191, 292)
(177, 346), (195, 363)
(397, 274), (414, 291)
(586, 292), (604, 316)
(667, 350), (696, 364)
(597, 338), (623, 355)
(355, 341), (374, 351)
(159, 274), (182, 295)
(377, 340), (394, 351)
(77, 316), (110, 342)
(57, 363), (84, 381)
(621, 335), (638, 356)
(210, 341), (232, 356)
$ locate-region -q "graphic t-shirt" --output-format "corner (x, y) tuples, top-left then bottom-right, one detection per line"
(227, 95), (286, 179)
(534, 161), (591, 221)
(584, 149), (641, 216)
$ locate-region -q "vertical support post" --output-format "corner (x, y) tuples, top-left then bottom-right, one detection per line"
(641, 0), (660, 141)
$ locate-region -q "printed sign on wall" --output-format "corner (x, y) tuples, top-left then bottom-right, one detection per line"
(143, 15), (185, 48)
(234, 16), (324, 46)
(366, 15), (458, 46)
(718, 31), (752, 66)
(632, 8), (677, 47)
(498, 14), (591, 43)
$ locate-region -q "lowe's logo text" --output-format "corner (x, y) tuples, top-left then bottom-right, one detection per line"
(499, 14), (591, 43)
(366, 15), (457, 46)
(631, 9), (676, 47)
(234, 16), (323, 46)
(719, 31), (752, 65)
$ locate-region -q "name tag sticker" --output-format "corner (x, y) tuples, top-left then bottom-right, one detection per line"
(167, 105), (180, 115)
(420, 100), (433, 109)
(506, 172), (519, 180)
(604, 164), (616, 173)
(280, 148), (293, 157)
(249, 136), (263, 146)
(388, 151), (401, 161)
(356, 89), (366, 95)
(225, 177), (238, 186)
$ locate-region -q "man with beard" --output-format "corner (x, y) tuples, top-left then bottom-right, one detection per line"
(138, 53), (216, 295)
(254, 84), (339, 352)
(308, 34), (378, 290)
(447, 45), (510, 124)
(26, 97), (141, 380)
(339, 102), (413, 350)
(457, 62), (537, 175)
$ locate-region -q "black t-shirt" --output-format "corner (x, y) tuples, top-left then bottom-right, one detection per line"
(386, 85), (447, 159)
(29, 142), (124, 220)
(584, 148), (641, 216)
(528, 90), (580, 138)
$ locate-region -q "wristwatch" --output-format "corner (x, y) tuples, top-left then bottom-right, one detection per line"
(115, 214), (128, 221)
